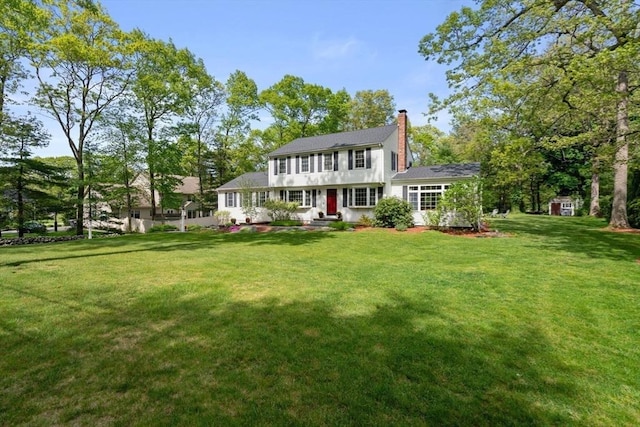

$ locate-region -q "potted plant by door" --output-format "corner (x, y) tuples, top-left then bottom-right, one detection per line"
(318, 211), (324, 218)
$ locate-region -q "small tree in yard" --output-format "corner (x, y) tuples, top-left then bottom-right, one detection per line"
(373, 197), (414, 228)
(426, 178), (483, 231)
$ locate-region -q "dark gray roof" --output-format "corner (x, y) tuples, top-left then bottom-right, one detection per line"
(392, 162), (481, 181)
(268, 124), (397, 157)
(216, 172), (268, 191)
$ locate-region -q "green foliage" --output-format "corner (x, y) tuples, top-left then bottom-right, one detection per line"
(263, 199), (299, 222)
(186, 224), (203, 232)
(345, 89), (395, 131)
(394, 222), (408, 232)
(627, 199), (640, 229)
(328, 221), (352, 231)
(373, 197), (414, 228)
(426, 178), (483, 231)
(148, 224), (178, 233)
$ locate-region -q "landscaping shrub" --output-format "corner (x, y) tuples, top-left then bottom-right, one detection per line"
(187, 224), (203, 232)
(328, 221), (352, 231)
(148, 224), (179, 233)
(373, 197), (414, 228)
(264, 199), (299, 221)
(356, 214), (374, 227)
(395, 222), (408, 232)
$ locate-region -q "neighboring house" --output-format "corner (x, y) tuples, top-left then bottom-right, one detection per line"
(549, 196), (582, 216)
(216, 110), (480, 225)
(121, 174), (211, 221)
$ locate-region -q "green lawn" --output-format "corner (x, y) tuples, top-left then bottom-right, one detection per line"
(1, 215), (638, 425)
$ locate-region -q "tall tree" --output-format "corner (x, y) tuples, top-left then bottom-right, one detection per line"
(213, 70), (260, 188)
(0, 114), (63, 237)
(345, 89), (395, 130)
(419, 0), (640, 228)
(30, 0), (133, 235)
(130, 32), (211, 220)
(180, 80), (224, 215)
(260, 75), (350, 145)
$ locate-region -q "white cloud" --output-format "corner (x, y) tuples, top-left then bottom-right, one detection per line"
(310, 34), (363, 61)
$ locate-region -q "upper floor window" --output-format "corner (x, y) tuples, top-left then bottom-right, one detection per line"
(278, 158), (287, 174)
(324, 153), (333, 171)
(301, 155), (309, 173)
(354, 150), (365, 168)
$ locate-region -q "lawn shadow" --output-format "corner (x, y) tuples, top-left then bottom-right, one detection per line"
(2, 290), (581, 425)
(495, 216), (640, 261)
(0, 230), (336, 267)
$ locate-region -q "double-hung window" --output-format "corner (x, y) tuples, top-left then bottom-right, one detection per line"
(278, 158), (287, 174)
(324, 153), (333, 171)
(350, 187), (378, 207)
(226, 192), (235, 207)
(301, 155), (309, 173)
(354, 150), (365, 168)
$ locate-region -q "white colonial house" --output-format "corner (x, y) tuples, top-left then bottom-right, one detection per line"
(216, 110), (480, 225)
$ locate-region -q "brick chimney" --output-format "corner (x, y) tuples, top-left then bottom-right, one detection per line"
(397, 109), (407, 172)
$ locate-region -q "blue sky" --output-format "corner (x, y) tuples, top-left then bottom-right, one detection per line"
(36, 0), (473, 156)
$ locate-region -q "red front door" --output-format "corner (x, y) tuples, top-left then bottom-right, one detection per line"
(327, 189), (337, 215)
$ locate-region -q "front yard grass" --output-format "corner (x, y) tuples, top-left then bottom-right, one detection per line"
(1, 215), (638, 425)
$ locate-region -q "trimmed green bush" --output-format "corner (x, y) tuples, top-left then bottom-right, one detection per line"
(328, 221), (352, 231)
(373, 197), (414, 228)
(148, 224), (179, 233)
(264, 199), (299, 221)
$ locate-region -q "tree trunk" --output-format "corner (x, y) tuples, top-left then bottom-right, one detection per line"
(589, 172), (601, 217)
(76, 166), (85, 236)
(609, 71), (630, 228)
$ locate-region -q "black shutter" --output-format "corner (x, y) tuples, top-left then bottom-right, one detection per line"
(366, 148), (371, 169)
(402, 185), (408, 201)
(280, 190), (285, 200)
(274, 158), (278, 175)
(348, 150), (353, 170)
(378, 186), (383, 201)
(342, 188), (348, 207)
(318, 153), (323, 172)
(334, 151), (338, 171)
(312, 189), (317, 207)
(296, 155), (300, 174)
(287, 157), (291, 174)
(310, 154), (314, 173)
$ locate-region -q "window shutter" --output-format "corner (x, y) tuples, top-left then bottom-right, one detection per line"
(296, 155), (300, 174)
(402, 185), (408, 201)
(287, 157), (291, 174)
(233, 192), (237, 207)
(378, 186), (383, 200)
(312, 189), (317, 207)
(348, 150), (353, 170)
(318, 153), (323, 172)
(334, 151), (338, 171)
(310, 154), (314, 173)
(366, 148), (371, 169)
(280, 190), (285, 200)
(274, 158), (278, 175)
(343, 188), (348, 207)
